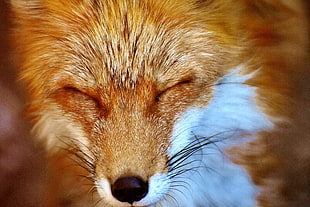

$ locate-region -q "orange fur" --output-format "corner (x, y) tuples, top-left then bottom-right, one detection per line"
(11, 0), (310, 206)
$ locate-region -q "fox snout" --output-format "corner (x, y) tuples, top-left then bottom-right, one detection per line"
(52, 84), (175, 206)
(96, 166), (171, 206)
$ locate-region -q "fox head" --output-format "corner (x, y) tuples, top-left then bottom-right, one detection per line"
(11, 0), (309, 206)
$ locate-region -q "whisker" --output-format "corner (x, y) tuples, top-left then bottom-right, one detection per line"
(165, 128), (238, 204)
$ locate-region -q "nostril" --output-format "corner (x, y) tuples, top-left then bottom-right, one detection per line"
(111, 176), (148, 204)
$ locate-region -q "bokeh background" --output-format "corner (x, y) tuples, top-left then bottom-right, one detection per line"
(0, 1), (46, 206)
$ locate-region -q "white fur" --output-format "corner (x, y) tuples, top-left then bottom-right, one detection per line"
(37, 65), (274, 206)
(95, 66), (273, 207)
(156, 66), (273, 207)
(32, 106), (92, 156)
(96, 178), (129, 207)
(134, 174), (171, 206)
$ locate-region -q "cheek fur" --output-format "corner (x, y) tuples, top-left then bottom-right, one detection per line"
(30, 105), (92, 155)
(166, 65), (274, 207)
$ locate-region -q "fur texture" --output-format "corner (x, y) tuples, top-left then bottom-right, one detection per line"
(11, 0), (310, 206)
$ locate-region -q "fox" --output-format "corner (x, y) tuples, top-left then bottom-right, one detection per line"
(10, 0), (310, 206)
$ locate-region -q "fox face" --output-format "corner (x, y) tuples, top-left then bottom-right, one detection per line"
(11, 0), (309, 206)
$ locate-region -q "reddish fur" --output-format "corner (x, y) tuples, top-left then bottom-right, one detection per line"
(11, 0), (310, 206)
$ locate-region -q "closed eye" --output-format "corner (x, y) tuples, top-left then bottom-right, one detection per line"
(62, 86), (83, 94)
(49, 86), (101, 110)
(155, 78), (193, 102)
(59, 86), (92, 100)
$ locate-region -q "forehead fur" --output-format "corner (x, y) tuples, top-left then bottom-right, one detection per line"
(12, 0), (242, 91)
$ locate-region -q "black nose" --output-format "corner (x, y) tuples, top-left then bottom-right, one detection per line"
(111, 176), (148, 204)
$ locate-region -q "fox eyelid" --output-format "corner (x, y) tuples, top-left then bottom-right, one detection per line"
(155, 79), (193, 102)
(62, 86), (82, 93)
(58, 86), (99, 104)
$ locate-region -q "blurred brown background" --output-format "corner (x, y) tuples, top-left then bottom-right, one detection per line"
(0, 1), (46, 206)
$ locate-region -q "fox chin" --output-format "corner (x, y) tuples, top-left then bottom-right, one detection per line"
(11, 0), (310, 206)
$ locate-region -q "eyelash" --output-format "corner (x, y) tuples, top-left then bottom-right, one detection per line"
(62, 86), (82, 93)
(56, 86), (99, 106)
(155, 79), (193, 102)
